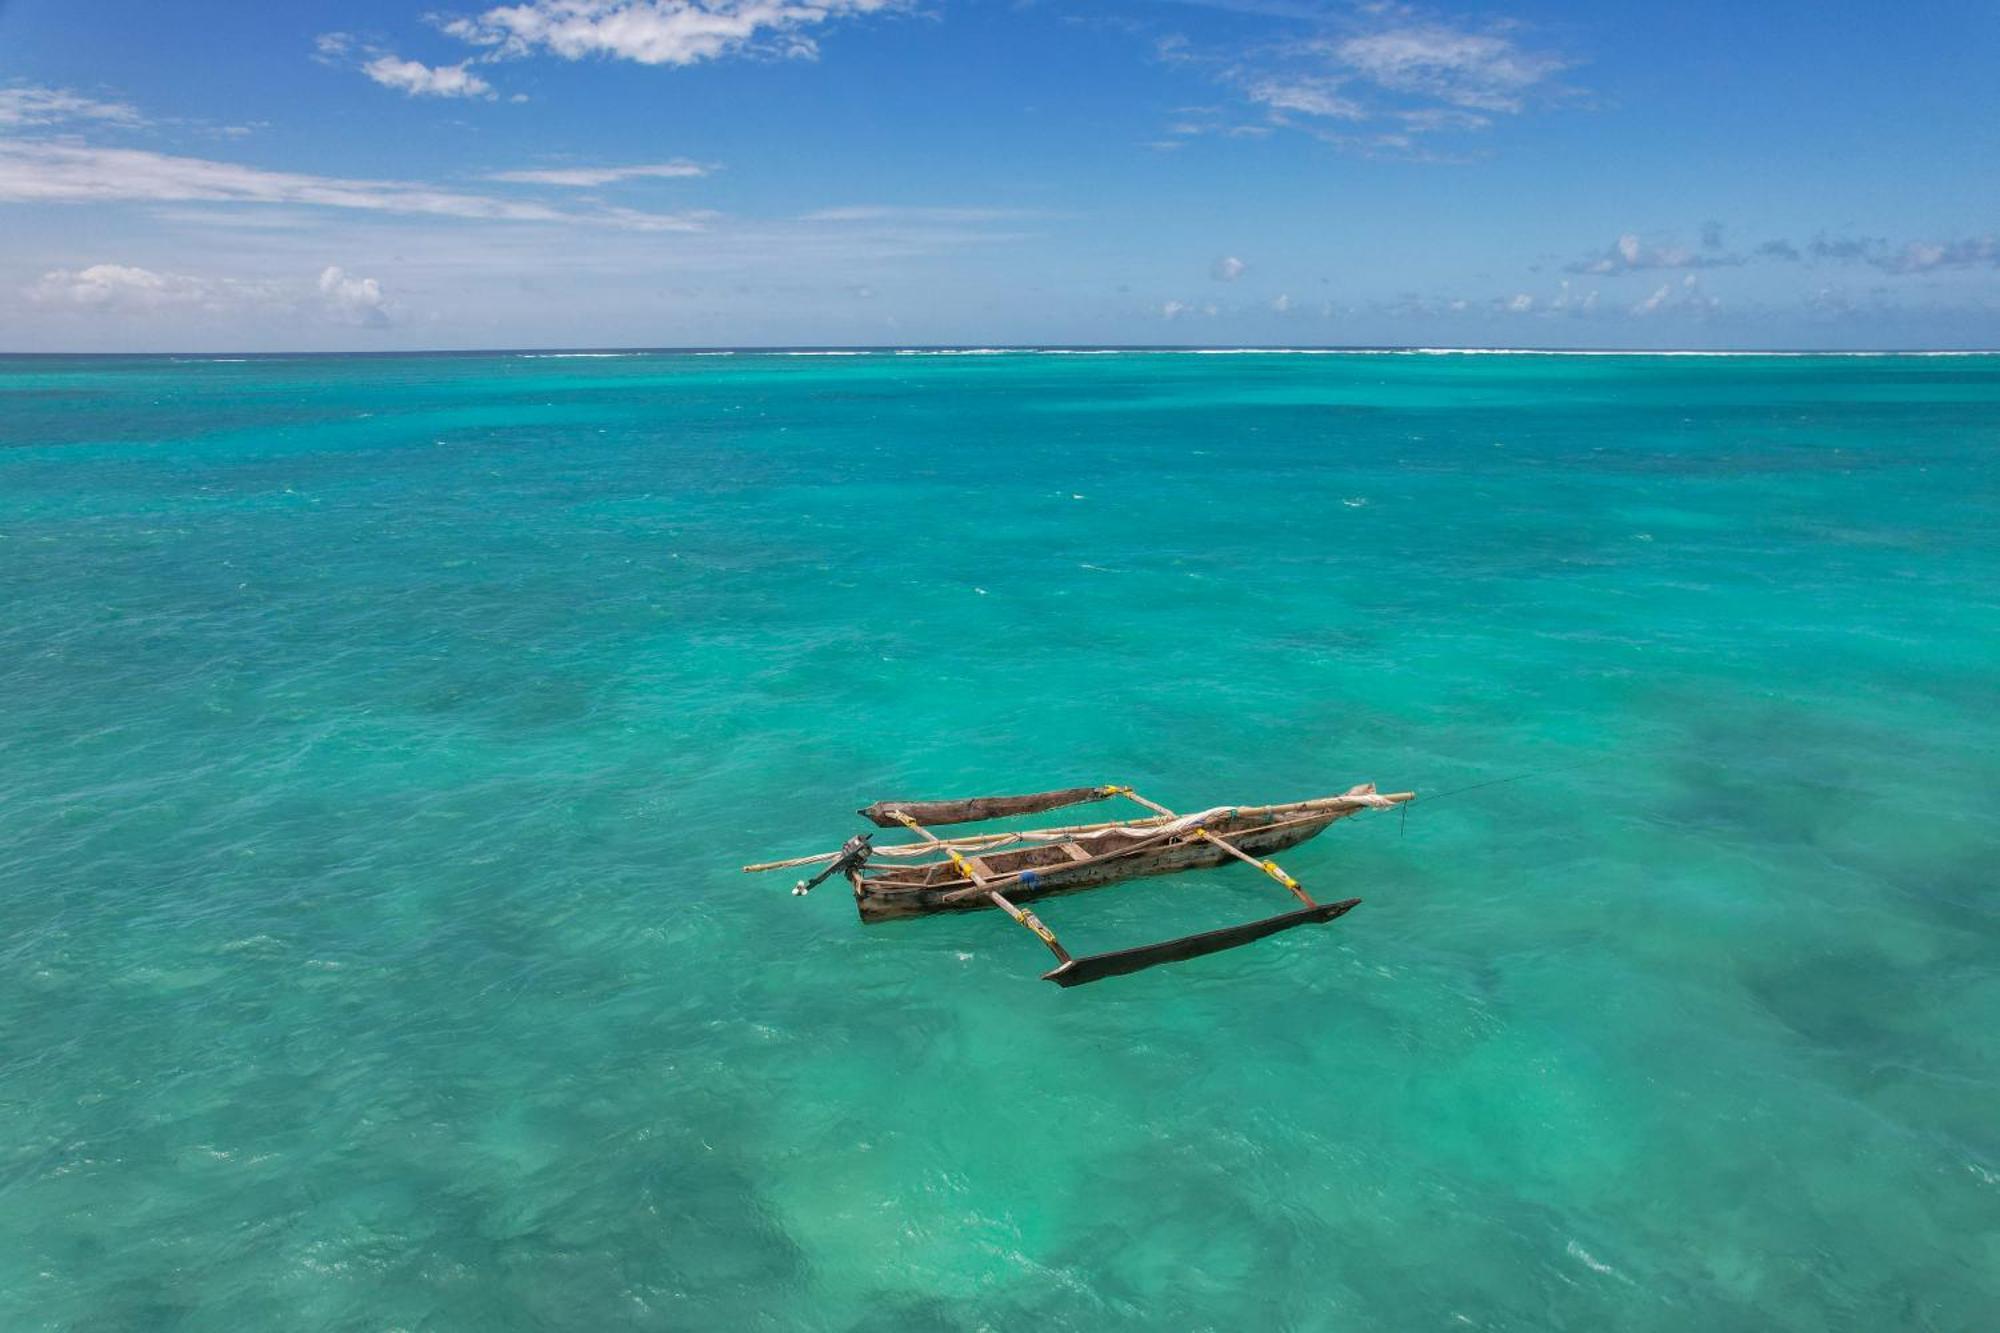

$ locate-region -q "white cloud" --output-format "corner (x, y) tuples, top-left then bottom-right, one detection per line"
(1572, 229), (2000, 278)
(0, 84), (145, 130)
(487, 160), (710, 185)
(1883, 237), (1999, 272)
(31, 264), (245, 312)
(439, 0), (907, 68)
(1247, 78), (1365, 121)
(1176, 6), (1576, 155)
(1567, 232), (1740, 274)
(1271, 293), (1291, 312)
(0, 139), (709, 229)
(1161, 299), (1191, 319)
(1801, 233), (2000, 274)
(1151, 107), (1275, 148)
(318, 266), (393, 325)
(1212, 255), (1247, 281)
(320, 32), (502, 99)
(1374, 282), (1619, 321)
(796, 205), (1039, 224)
(361, 55), (496, 99)
(29, 262), (394, 325)
(1332, 22), (1569, 114)
(1632, 273), (1718, 317)
(1549, 279), (1597, 314)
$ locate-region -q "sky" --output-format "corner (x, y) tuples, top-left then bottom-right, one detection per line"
(1, 0), (1997, 351)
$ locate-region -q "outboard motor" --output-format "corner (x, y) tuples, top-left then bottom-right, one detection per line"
(792, 833), (872, 896)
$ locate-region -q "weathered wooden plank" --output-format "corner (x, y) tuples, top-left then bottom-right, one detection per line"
(857, 786), (1109, 828)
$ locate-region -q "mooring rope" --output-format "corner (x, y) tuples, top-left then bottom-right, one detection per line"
(1391, 758), (1610, 836)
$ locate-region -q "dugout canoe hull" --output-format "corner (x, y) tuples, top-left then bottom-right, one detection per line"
(749, 784), (1412, 986)
(849, 800), (1368, 922)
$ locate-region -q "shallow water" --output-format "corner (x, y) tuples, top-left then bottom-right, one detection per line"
(1, 349), (1995, 1330)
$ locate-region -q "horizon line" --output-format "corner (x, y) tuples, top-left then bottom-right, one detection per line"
(4, 343), (1999, 360)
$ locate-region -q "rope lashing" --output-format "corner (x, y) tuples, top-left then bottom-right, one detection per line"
(890, 807), (987, 884)
(1192, 828), (1312, 904)
(1261, 860), (1302, 892)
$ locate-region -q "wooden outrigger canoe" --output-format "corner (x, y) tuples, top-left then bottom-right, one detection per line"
(744, 782), (1412, 986)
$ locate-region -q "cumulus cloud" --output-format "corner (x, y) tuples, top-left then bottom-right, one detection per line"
(438, 0), (907, 68)
(318, 33), (502, 99)
(1632, 284), (1670, 315)
(1271, 293), (1291, 312)
(1372, 280), (1602, 321)
(0, 83), (145, 129)
(1632, 273), (1718, 317)
(30, 264), (246, 312)
(1161, 299), (1191, 319)
(0, 140), (709, 229)
(30, 263), (395, 325)
(1549, 279), (1598, 314)
(1212, 255), (1247, 281)
(487, 160), (710, 185)
(1566, 232), (1741, 275)
(317, 266), (393, 325)
(362, 54), (496, 99)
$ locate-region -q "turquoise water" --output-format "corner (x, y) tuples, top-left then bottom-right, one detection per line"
(2, 349), (1995, 1330)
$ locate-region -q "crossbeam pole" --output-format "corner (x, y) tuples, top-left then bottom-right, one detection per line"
(1107, 785), (1315, 907)
(886, 809), (1072, 966)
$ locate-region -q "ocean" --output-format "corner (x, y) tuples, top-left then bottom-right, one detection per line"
(1, 349), (1994, 1329)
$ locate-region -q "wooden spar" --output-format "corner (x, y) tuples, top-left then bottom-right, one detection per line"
(1111, 786), (1315, 907)
(884, 810), (1072, 967)
(1104, 785), (1176, 818)
(989, 890), (1073, 968)
(1193, 830), (1314, 906)
(858, 786), (1111, 828)
(742, 790), (1414, 873)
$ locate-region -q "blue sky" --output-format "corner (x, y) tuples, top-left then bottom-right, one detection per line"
(2, 0), (1996, 350)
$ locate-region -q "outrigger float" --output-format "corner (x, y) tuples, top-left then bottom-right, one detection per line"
(743, 783), (1412, 987)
